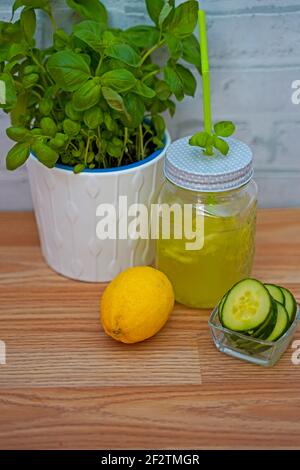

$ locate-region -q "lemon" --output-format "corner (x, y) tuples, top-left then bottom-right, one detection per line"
(100, 266), (175, 344)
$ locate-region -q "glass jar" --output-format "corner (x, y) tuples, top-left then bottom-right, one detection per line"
(155, 136), (258, 309)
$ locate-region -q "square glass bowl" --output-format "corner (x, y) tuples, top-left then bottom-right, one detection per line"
(208, 304), (300, 367)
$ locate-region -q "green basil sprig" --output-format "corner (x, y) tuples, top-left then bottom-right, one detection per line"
(189, 121), (236, 156)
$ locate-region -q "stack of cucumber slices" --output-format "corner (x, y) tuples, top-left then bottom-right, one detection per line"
(218, 279), (297, 342)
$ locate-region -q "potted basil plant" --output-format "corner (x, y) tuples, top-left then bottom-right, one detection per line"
(1, 0), (201, 282)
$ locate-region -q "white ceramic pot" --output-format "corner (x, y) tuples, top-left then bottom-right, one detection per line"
(27, 131), (171, 282)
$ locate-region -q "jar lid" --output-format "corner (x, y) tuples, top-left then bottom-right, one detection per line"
(164, 136), (253, 192)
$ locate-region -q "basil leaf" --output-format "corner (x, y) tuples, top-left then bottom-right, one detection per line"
(152, 114), (166, 139)
(163, 65), (184, 101)
(65, 102), (83, 121)
(214, 121), (236, 138)
(8, 43), (28, 60)
(166, 99), (176, 117)
(73, 163), (85, 175)
(182, 34), (201, 73)
(213, 136), (230, 155)
(102, 31), (119, 47)
(123, 26), (160, 49)
(20, 8), (36, 42)
(47, 51), (91, 92)
(0, 44), (10, 62)
(155, 80), (171, 101)
(189, 131), (210, 148)
(175, 64), (197, 97)
(73, 163), (85, 174)
(169, 0), (198, 38)
(73, 20), (105, 52)
(83, 106), (104, 129)
(106, 44), (140, 68)
(166, 34), (182, 60)
(107, 142), (122, 158)
(63, 119), (81, 136)
(31, 142), (59, 168)
(6, 126), (29, 142)
(40, 117), (57, 137)
(134, 81), (156, 99)
(104, 112), (114, 131)
(10, 92), (27, 126)
(49, 133), (68, 149)
(146, 0), (164, 25)
(101, 69), (136, 92)
(66, 0), (108, 25)
(158, 4), (173, 29)
(6, 142), (30, 170)
(54, 28), (71, 50)
(112, 137), (123, 148)
(102, 87), (127, 113)
(23, 64), (39, 74)
(121, 94), (145, 128)
(72, 79), (101, 111)
(39, 98), (53, 116)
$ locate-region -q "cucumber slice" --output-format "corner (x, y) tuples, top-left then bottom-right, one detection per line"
(266, 301), (289, 342)
(251, 299), (278, 339)
(280, 287), (297, 323)
(221, 279), (272, 332)
(265, 284), (285, 305)
(218, 292), (228, 322)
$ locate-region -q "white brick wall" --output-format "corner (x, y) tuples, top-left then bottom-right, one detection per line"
(0, 0), (300, 210)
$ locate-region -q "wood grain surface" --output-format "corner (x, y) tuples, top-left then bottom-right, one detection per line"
(0, 209), (300, 449)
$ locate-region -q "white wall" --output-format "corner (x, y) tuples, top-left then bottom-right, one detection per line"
(1, 0), (300, 210)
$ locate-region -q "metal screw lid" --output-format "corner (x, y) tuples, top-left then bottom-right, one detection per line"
(164, 136), (253, 192)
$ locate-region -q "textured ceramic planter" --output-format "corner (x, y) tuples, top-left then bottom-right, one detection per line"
(27, 131), (171, 282)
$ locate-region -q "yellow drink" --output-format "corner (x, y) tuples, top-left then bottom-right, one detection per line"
(156, 206), (256, 308)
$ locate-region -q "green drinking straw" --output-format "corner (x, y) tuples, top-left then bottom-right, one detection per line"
(198, 10), (212, 135)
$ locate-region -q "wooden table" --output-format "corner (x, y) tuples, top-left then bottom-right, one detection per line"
(0, 209), (299, 450)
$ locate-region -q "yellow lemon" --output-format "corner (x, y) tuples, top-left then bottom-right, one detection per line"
(100, 266), (174, 344)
